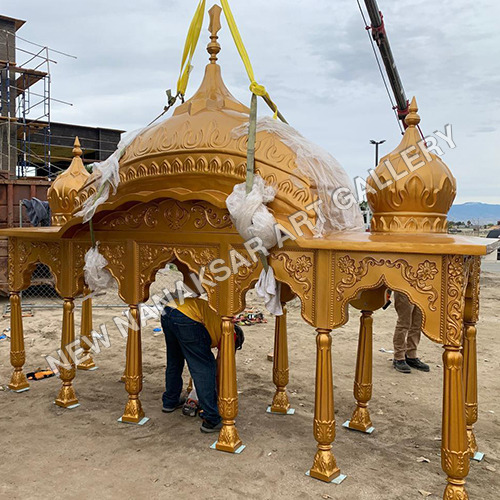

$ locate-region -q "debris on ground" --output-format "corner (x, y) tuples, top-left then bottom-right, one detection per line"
(232, 308), (267, 326)
(27, 369), (56, 381)
(418, 490), (432, 498)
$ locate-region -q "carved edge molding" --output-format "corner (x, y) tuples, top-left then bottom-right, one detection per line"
(443, 255), (472, 347)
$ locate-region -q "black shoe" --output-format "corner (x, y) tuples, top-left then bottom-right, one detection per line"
(406, 356), (430, 372)
(200, 420), (223, 433)
(162, 396), (187, 413)
(393, 359), (412, 374)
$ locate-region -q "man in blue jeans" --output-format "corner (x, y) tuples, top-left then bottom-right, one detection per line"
(161, 297), (243, 433)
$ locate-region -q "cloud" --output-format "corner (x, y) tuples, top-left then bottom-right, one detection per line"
(2, 0), (500, 203)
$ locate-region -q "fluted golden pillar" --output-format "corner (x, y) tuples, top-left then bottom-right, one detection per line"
(309, 329), (341, 482)
(463, 255), (481, 460)
(215, 316), (243, 452)
(8, 292), (30, 392)
(441, 346), (470, 500)
(78, 286), (97, 370)
(121, 305), (145, 423)
(346, 310), (374, 432)
(270, 304), (291, 413)
(463, 324), (478, 457)
(55, 298), (79, 407)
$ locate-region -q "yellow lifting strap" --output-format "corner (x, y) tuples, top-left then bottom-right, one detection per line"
(220, 0), (283, 121)
(177, 0), (207, 96)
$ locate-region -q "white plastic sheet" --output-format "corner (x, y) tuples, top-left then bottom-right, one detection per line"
(255, 267), (283, 316)
(76, 126), (156, 223)
(226, 175), (278, 250)
(232, 116), (365, 236)
(83, 244), (112, 293)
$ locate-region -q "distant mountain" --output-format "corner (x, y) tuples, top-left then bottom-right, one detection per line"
(448, 202), (500, 225)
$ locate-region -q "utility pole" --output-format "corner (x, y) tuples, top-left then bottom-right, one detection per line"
(370, 139), (385, 166)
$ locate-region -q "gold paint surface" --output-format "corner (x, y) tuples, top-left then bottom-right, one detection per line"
(0, 14), (495, 497)
(48, 137), (90, 226)
(348, 311), (373, 432)
(367, 98), (456, 233)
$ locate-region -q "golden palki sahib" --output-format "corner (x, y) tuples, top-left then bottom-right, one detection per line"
(1, 4), (497, 500)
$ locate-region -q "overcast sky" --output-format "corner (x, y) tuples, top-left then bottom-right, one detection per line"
(4, 0), (499, 203)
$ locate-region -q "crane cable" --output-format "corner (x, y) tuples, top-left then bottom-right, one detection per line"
(356, 0), (404, 134)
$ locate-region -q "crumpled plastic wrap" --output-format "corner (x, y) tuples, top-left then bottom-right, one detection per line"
(232, 116), (365, 236)
(255, 267), (283, 316)
(76, 127), (149, 223)
(226, 175), (278, 250)
(83, 244), (112, 293)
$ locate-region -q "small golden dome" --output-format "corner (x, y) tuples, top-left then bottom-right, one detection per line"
(366, 97), (456, 233)
(48, 137), (90, 226)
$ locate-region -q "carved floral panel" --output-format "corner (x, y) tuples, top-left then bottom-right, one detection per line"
(333, 252), (444, 342)
(97, 199), (234, 234)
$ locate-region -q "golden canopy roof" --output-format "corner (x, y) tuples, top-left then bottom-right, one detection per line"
(75, 17), (319, 232)
(367, 98), (456, 233)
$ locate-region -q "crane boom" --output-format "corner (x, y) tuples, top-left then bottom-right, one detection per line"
(363, 0), (409, 125)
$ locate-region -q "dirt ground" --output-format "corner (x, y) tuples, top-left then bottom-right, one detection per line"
(1, 263), (499, 500)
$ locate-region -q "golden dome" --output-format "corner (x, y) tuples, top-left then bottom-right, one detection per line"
(48, 137), (90, 225)
(76, 10), (321, 232)
(366, 97), (456, 233)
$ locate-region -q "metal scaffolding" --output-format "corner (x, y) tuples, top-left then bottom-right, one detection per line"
(0, 51), (50, 176)
(0, 22), (74, 179)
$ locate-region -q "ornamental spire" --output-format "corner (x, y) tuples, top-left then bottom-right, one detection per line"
(405, 96), (420, 128)
(207, 4), (222, 64)
(72, 136), (82, 157)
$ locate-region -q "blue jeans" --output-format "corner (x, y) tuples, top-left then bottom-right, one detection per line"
(161, 307), (221, 425)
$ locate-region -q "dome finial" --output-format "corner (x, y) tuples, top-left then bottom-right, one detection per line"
(73, 136), (82, 157)
(207, 4), (222, 64)
(405, 96), (420, 127)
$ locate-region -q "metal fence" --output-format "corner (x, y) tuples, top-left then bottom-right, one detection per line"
(14, 264), (180, 311)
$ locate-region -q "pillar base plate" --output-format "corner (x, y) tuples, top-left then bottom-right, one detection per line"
(305, 471), (347, 484)
(472, 451), (484, 462)
(117, 416), (150, 426)
(54, 401), (80, 409)
(78, 365), (98, 371)
(210, 442), (246, 454)
(11, 387), (30, 393)
(267, 406), (295, 415)
(343, 420), (375, 434)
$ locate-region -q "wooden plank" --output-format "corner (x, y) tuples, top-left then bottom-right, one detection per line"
(0, 59), (47, 76)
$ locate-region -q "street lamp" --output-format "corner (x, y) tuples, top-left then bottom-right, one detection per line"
(370, 139), (386, 166)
